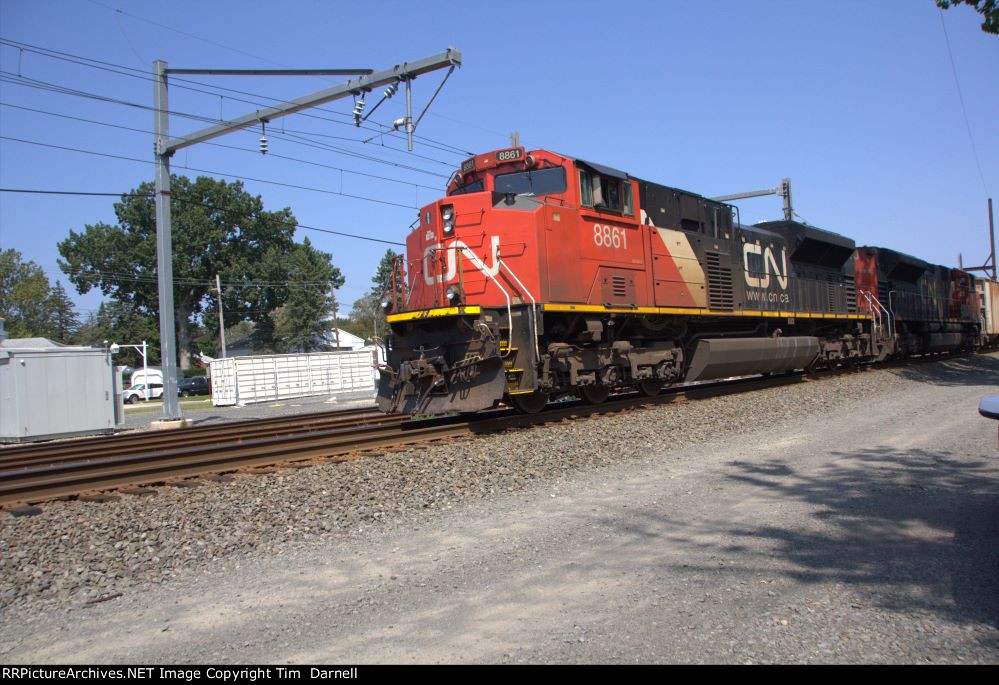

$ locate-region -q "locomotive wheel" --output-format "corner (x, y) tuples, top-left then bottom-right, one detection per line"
(637, 379), (661, 397)
(510, 391), (549, 414)
(579, 384), (610, 405)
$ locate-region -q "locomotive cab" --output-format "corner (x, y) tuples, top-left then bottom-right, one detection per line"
(379, 148), (569, 414)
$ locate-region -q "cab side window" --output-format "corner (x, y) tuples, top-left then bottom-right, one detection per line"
(579, 169), (633, 215)
(579, 170), (593, 207)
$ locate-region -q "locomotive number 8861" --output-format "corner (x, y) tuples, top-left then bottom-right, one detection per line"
(376, 147), (989, 415)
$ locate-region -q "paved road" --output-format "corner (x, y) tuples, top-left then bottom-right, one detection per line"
(5, 363), (998, 663)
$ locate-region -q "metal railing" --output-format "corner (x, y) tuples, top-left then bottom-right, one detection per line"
(859, 289), (894, 339)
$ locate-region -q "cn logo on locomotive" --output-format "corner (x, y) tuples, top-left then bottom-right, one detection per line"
(743, 243), (789, 290)
(423, 236), (502, 285)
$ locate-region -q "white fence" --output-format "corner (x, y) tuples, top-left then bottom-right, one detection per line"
(209, 349), (378, 406)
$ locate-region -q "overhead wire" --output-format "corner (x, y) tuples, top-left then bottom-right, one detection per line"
(0, 37), (475, 158)
(0, 69), (451, 178)
(0, 101), (443, 191)
(0, 135), (422, 210)
(937, 10), (990, 196)
(0, 188), (406, 247)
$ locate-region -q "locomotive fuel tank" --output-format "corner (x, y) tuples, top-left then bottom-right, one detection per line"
(685, 336), (821, 382)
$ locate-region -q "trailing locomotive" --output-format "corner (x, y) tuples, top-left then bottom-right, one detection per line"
(376, 147), (986, 415)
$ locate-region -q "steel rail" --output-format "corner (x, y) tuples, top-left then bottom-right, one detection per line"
(0, 416), (470, 506)
(0, 373), (805, 508)
(0, 406), (385, 466)
(0, 351), (978, 510)
(0, 412), (402, 471)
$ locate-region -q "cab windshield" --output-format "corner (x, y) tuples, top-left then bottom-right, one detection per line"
(449, 179), (485, 195)
(494, 166), (566, 197)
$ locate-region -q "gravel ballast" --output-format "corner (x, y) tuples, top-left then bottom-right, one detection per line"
(2, 353), (998, 663)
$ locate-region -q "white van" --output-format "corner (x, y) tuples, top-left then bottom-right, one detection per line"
(129, 368), (163, 387)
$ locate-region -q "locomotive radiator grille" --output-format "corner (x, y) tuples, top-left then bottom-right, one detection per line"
(844, 275), (857, 314)
(705, 251), (734, 310)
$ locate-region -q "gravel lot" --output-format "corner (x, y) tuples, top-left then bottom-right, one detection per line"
(1, 353), (998, 663)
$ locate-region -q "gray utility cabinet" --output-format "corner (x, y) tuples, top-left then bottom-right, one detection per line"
(0, 338), (123, 442)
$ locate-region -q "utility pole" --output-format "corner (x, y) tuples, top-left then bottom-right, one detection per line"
(332, 297), (341, 350)
(215, 273), (227, 358)
(151, 49), (461, 425)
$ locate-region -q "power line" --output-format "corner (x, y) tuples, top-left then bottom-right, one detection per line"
(61, 267), (345, 289)
(0, 69), (452, 177)
(0, 135), (421, 210)
(0, 36), (474, 158)
(61, 11), (479, 154)
(0, 188), (406, 246)
(0, 101), (443, 191)
(83, 0), (311, 70)
(937, 10), (990, 196)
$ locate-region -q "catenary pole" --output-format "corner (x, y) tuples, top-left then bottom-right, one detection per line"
(151, 50), (461, 424)
(153, 60), (182, 421)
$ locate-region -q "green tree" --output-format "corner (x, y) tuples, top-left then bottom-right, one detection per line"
(271, 238), (345, 352)
(74, 301), (160, 367)
(372, 249), (404, 306)
(58, 175), (298, 368)
(348, 249), (403, 341)
(349, 291), (384, 342)
(334, 316), (369, 343)
(937, 0), (998, 33)
(0, 248), (60, 338)
(46, 281), (80, 343)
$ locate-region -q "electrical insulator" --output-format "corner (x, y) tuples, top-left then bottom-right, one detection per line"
(384, 81), (399, 99)
(353, 95), (365, 126)
(259, 121), (268, 155)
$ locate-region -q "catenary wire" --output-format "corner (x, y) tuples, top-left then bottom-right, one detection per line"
(0, 70), (451, 178)
(0, 37), (475, 158)
(0, 102), (443, 191)
(0, 188), (407, 247)
(937, 10), (990, 196)
(0, 135), (422, 210)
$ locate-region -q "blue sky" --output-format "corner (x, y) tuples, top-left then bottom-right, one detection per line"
(1, 0), (996, 322)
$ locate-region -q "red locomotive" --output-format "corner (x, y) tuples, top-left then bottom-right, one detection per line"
(376, 147), (984, 415)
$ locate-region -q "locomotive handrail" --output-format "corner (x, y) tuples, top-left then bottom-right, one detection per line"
(499, 259), (541, 364)
(860, 289), (894, 339)
(459, 245), (514, 350)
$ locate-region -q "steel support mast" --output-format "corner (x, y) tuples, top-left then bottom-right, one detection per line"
(711, 178), (793, 222)
(964, 198), (996, 281)
(152, 49), (461, 422)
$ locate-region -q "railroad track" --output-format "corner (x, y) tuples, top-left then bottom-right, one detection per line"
(0, 372), (814, 512)
(0, 352), (973, 513)
(0, 407), (393, 469)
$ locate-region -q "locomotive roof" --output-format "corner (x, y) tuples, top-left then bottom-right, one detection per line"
(552, 150), (720, 202)
(753, 220), (856, 269)
(858, 246), (933, 269)
(857, 245), (935, 282)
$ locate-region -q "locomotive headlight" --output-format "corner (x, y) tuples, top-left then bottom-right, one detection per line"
(445, 284), (462, 304)
(441, 205), (455, 235)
